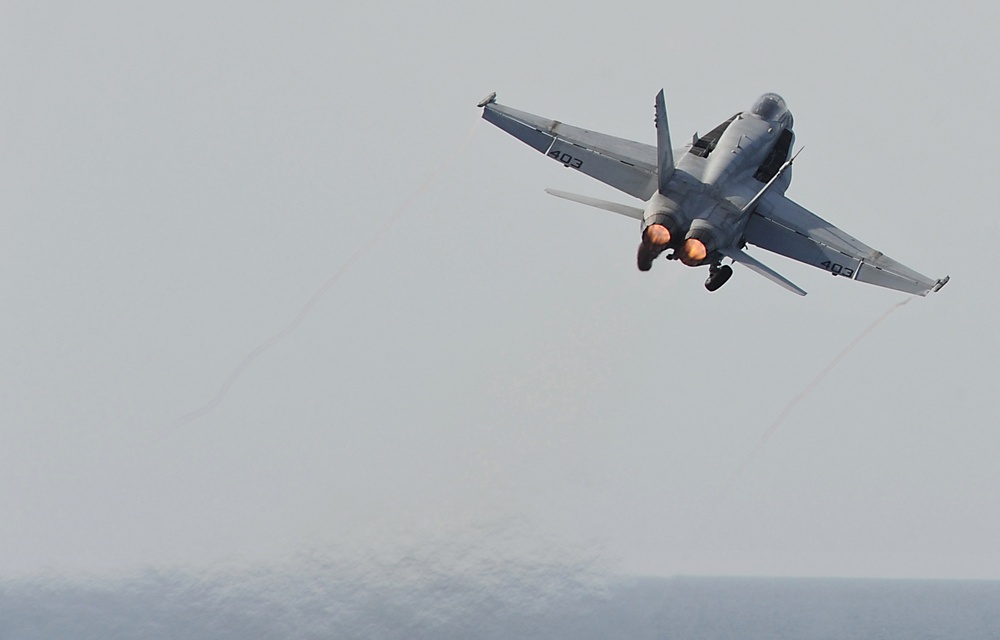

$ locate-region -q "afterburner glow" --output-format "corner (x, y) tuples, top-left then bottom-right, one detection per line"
(644, 224), (671, 246)
(681, 238), (707, 266)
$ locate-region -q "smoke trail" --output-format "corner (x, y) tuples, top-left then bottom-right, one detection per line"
(164, 119), (481, 433)
(717, 297), (912, 499)
(694, 297), (911, 539)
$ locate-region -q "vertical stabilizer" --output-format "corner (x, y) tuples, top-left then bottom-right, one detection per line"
(655, 90), (675, 194)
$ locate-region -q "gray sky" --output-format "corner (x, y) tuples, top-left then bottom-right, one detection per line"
(1, 0), (997, 580)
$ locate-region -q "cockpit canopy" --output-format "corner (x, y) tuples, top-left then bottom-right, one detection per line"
(750, 93), (792, 127)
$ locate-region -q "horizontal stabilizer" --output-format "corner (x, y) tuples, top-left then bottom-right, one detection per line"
(545, 189), (644, 220)
(720, 248), (807, 296)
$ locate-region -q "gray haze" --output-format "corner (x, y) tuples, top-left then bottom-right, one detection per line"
(4, 569), (1000, 639)
(1, 0), (997, 584)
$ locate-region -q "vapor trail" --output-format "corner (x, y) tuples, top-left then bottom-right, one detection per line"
(165, 119), (481, 433)
(717, 297), (910, 499)
(690, 297), (911, 544)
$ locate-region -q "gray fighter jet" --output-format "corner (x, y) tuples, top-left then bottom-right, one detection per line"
(478, 91), (948, 296)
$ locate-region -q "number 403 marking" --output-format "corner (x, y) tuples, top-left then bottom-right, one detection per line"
(820, 260), (854, 277)
(548, 149), (583, 169)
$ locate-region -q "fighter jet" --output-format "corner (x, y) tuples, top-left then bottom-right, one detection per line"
(478, 91), (948, 296)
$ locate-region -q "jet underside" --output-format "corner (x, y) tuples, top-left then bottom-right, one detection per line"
(478, 91), (948, 297)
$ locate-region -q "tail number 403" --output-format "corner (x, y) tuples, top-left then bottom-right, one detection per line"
(548, 149), (583, 169)
(821, 260), (854, 277)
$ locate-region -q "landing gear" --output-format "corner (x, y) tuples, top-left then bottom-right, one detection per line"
(705, 263), (733, 292)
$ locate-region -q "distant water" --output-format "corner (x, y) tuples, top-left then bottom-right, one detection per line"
(2, 571), (998, 639)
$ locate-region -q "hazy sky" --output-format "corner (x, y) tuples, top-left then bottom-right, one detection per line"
(1, 1), (997, 580)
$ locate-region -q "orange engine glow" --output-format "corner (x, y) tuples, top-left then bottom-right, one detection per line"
(680, 238), (707, 266)
(644, 224), (671, 247)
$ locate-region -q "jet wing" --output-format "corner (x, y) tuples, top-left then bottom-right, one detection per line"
(481, 97), (659, 200)
(745, 193), (948, 296)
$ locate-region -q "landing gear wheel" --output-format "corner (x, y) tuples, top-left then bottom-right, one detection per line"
(705, 264), (733, 292)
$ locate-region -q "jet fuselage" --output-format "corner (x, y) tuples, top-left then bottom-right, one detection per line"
(642, 94), (796, 267)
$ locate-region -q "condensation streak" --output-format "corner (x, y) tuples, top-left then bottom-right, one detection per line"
(164, 120), (482, 433)
(696, 297), (912, 539)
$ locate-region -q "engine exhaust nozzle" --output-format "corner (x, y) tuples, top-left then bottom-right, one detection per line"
(680, 238), (708, 266)
(643, 223), (672, 248)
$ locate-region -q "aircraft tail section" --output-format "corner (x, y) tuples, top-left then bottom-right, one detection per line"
(544, 189), (644, 220)
(655, 90), (675, 194)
